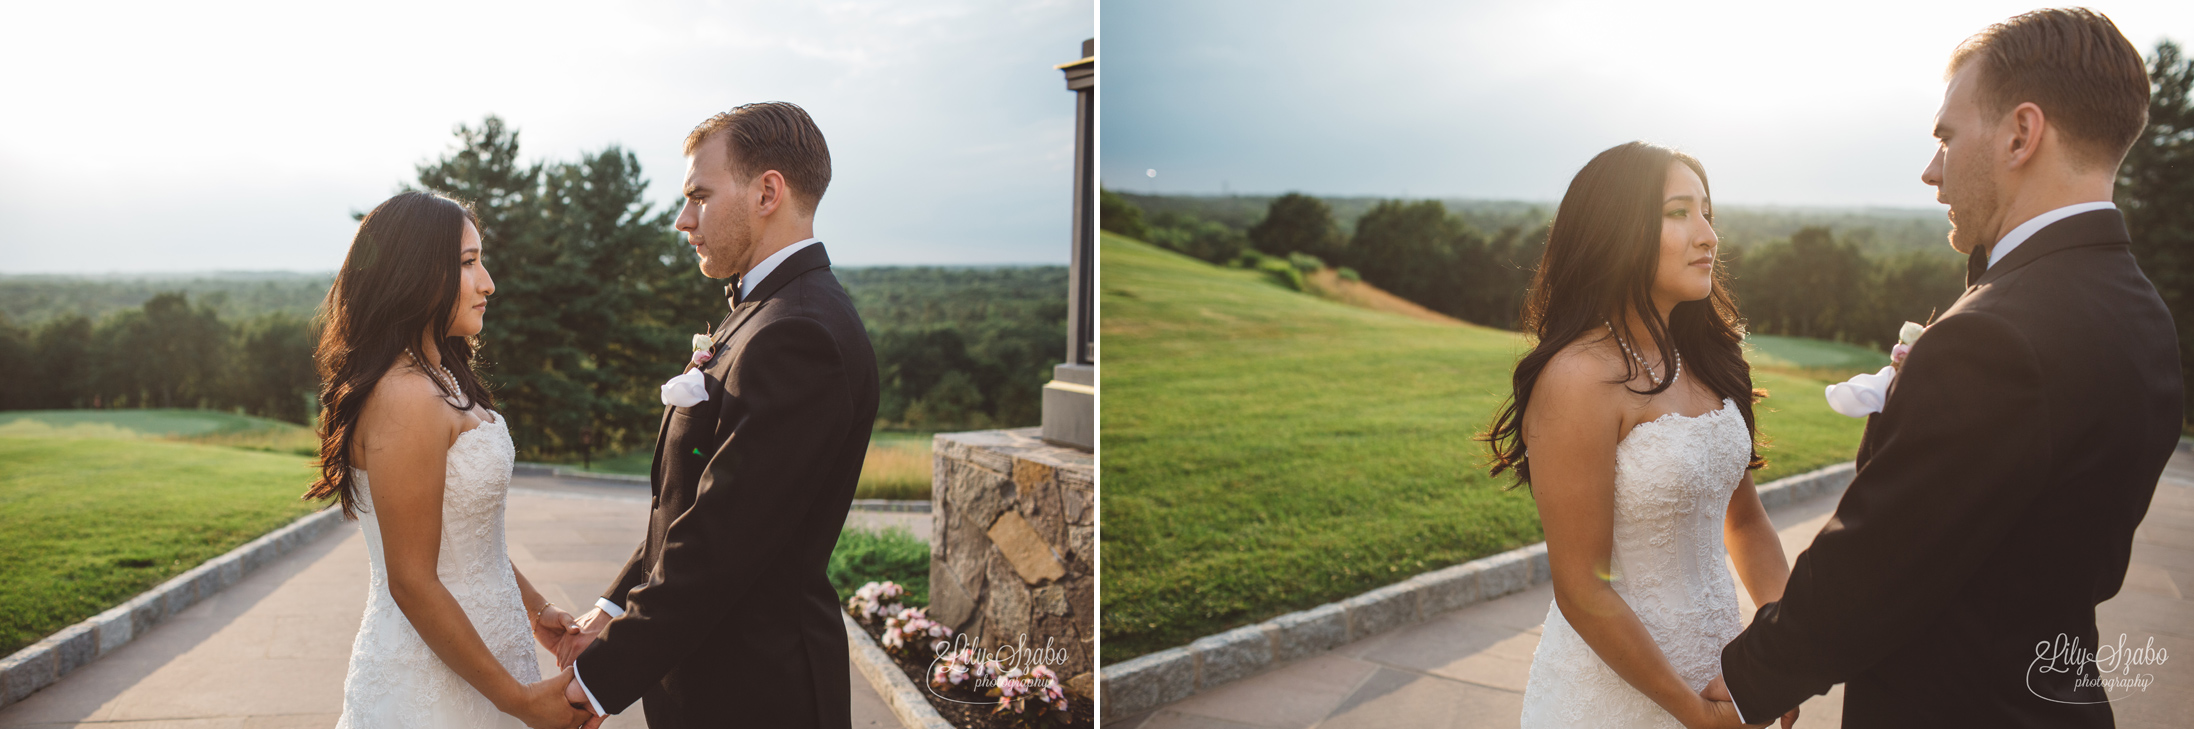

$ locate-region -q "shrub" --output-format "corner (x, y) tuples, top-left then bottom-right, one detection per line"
(1337, 267), (1362, 282)
(828, 526), (930, 605)
(1286, 252), (1325, 273)
(1256, 257), (1305, 292)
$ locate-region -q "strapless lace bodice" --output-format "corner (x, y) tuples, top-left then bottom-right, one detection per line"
(336, 414), (538, 728)
(1520, 397), (1752, 728)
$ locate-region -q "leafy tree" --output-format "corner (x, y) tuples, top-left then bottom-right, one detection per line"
(0, 314), (31, 410)
(2121, 40), (2194, 423)
(230, 313), (319, 423)
(1100, 188), (1149, 241)
(1731, 227), (1871, 341)
(30, 314), (94, 409)
(1145, 211), (1247, 264)
(1248, 193), (1346, 264)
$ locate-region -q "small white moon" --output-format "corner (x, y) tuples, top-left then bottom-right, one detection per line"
(1145, 169), (1156, 178)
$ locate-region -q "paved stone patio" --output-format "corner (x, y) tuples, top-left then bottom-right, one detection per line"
(0, 474), (923, 728)
(1112, 448), (2194, 728)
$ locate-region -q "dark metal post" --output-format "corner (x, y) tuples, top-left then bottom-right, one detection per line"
(1042, 38), (1095, 451)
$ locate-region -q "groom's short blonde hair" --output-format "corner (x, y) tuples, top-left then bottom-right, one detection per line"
(1948, 7), (2150, 171)
(685, 102), (832, 216)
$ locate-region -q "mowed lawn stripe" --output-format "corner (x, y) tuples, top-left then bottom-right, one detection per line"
(1098, 234), (1864, 663)
(0, 433), (321, 656)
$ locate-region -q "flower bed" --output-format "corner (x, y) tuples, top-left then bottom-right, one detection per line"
(848, 582), (1093, 728)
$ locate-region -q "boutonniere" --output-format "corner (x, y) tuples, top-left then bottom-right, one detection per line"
(659, 330), (716, 407)
(1890, 321), (1926, 371)
(1824, 318), (1932, 418)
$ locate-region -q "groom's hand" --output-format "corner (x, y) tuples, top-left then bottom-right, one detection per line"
(556, 607), (610, 669)
(532, 603), (580, 654)
(1700, 674), (1784, 728)
(565, 669), (605, 729)
(508, 666), (593, 729)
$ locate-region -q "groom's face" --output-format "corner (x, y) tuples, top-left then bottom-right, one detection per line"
(676, 135), (758, 279)
(1926, 63), (2006, 255)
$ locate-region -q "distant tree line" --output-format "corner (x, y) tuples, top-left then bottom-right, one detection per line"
(1099, 40), (2194, 382)
(0, 116), (1067, 453)
(0, 296), (318, 422)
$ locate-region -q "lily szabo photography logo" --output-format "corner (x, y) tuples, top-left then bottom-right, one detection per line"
(924, 633), (1075, 707)
(2028, 633), (2171, 703)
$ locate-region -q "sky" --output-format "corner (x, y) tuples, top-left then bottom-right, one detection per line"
(1101, 0), (2194, 209)
(0, 0), (1093, 274)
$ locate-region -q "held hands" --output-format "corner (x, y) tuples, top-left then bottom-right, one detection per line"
(554, 607), (612, 669)
(532, 603), (580, 656)
(506, 666), (601, 729)
(1698, 674), (1796, 729)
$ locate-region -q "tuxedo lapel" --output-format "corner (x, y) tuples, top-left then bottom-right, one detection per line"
(646, 244), (835, 500)
(1971, 209), (2132, 288)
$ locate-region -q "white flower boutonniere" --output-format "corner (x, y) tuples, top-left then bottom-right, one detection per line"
(660, 331), (716, 407)
(1824, 320), (1930, 418)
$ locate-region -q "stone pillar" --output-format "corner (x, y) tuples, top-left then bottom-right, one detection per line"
(1043, 38), (1096, 451)
(929, 428), (1095, 687)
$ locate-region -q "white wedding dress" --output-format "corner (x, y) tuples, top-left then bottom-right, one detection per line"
(1519, 397), (1751, 728)
(336, 413), (539, 728)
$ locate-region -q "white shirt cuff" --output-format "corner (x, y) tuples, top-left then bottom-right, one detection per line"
(1727, 683), (1752, 725)
(594, 597), (626, 618)
(572, 663), (608, 716)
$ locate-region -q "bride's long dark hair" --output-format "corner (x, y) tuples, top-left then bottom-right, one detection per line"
(304, 191), (495, 518)
(1481, 142), (1762, 488)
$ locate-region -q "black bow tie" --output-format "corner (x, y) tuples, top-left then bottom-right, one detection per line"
(1966, 245), (1989, 287)
(725, 277), (744, 307)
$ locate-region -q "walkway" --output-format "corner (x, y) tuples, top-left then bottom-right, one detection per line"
(1114, 449), (2194, 728)
(0, 473), (928, 728)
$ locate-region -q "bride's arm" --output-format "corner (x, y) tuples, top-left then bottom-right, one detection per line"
(1525, 351), (1743, 729)
(362, 374), (578, 726)
(1722, 473), (1789, 607)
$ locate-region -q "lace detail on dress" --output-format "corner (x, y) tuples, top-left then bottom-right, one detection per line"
(336, 414), (539, 728)
(1520, 398), (1751, 728)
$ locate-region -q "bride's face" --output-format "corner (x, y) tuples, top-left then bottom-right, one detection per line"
(448, 219), (493, 337)
(1652, 162), (1718, 306)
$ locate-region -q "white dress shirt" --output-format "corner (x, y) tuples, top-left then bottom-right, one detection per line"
(1986, 201), (2116, 269)
(569, 240), (819, 715)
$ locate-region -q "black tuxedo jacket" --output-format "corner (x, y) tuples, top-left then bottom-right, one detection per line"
(575, 243), (879, 728)
(1720, 210), (2182, 727)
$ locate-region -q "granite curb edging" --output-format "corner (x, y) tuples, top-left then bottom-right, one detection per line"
(0, 505), (349, 708)
(844, 612), (956, 729)
(1097, 460), (1859, 721)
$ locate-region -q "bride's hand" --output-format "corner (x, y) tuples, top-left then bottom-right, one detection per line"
(532, 603), (580, 653)
(505, 666), (593, 729)
(1686, 697), (1763, 729)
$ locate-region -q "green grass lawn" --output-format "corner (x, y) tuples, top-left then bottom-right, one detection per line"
(1745, 333), (1892, 379)
(0, 429), (322, 656)
(554, 430), (938, 500)
(1098, 234), (1867, 664)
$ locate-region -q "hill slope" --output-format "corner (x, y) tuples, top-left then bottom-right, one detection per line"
(1098, 233), (1866, 663)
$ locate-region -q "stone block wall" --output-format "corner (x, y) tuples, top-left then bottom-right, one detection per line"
(929, 428), (1095, 688)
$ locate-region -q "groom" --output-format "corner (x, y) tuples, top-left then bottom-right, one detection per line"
(556, 102), (879, 728)
(1711, 9), (2181, 728)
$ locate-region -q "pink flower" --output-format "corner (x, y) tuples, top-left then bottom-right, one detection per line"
(690, 350), (713, 366)
(1890, 343), (1911, 365)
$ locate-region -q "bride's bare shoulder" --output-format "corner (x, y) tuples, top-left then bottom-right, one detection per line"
(1538, 332), (1628, 398)
(358, 367), (460, 432)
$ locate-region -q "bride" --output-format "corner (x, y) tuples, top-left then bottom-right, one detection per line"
(304, 191), (597, 729)
(1484, 143), (1799, 728)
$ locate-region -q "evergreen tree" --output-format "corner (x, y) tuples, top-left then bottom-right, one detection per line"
(2121, 40), (2194, 423)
